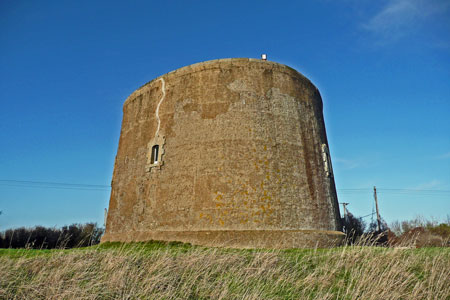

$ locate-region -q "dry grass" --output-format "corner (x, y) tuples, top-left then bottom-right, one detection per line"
(0, 241), (449, 300)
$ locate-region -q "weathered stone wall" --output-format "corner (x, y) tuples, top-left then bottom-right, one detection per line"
(102, 58), (344, 248)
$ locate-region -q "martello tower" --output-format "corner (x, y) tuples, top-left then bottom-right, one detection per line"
(102, 58), (343, 248)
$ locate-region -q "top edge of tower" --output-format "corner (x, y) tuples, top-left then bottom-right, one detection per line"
(124, 58), (319, 107)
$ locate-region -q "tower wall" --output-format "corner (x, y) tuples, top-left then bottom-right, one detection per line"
(102, 58), (344, 248)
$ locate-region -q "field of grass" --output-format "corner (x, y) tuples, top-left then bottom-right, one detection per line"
(0, 241), (449, 300)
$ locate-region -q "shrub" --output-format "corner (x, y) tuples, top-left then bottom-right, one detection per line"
(342, 213), (365, 244)
(388, 217), (450, 247)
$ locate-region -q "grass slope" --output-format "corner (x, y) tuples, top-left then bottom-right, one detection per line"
(0, 242), (449, 299)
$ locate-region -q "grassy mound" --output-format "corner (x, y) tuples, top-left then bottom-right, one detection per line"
(0, 242), (449, 299)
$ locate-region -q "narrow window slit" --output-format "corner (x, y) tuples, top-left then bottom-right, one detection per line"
(151, 145), (159, 164)
(322, 144), (333, 178)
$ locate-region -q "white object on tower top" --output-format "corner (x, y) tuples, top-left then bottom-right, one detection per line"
(261, 54), (267, 60)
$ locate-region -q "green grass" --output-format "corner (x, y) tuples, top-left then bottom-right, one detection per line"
(0, 242), (449, 299)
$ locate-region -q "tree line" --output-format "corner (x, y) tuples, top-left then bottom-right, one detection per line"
(342, 212), (450, 247)
(0, 223), (104, 249)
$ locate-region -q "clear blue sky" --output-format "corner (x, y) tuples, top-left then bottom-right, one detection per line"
(1, 0), (449, 229)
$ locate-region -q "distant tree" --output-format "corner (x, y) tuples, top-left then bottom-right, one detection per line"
(342, 212), (365, 244)
(60, 223), (105, 248)
(367, 218), (389, 233)
(364, 218), (390, 245)
(4, 227), (26, 248)
(29, 226), (62, 249)
(389, 220), (402, 236)
(82, 223), (104, 245)
(428, 223), (450, 239)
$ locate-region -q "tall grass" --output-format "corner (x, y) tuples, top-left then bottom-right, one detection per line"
(0, 241), (449, 299)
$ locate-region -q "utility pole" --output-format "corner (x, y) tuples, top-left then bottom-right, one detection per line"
(374, 186), (381, 232)
(340, 202), (349, 220)
(340, 202), (349, 233)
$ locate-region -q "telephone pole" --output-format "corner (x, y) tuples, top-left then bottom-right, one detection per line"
(373, 186), (381, 232)
(340, 202), (349, 220)
(340, 202), (349, 233)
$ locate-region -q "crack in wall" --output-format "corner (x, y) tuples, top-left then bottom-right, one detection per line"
(154, 77), (166, 138)
(146, 77), (166, 172)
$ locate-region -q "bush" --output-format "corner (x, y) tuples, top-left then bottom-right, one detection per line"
(342, 213), (365, 244)
(388, 217), (450, 247)
(427, 223), (450, 239)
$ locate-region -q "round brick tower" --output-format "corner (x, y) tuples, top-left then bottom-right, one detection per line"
(102, 58), (344, 248)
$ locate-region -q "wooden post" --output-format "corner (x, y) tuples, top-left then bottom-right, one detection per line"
(374, 186), (381, 231)
(341, 202), (349, 220)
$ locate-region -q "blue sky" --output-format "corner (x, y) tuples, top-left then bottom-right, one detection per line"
(1, 0), (449, 229)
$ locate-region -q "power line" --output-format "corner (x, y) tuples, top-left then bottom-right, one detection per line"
(1, 180), (449, 192)
(360, 212), (375, 219)
(0, 180), (110, 188)
(0, 183), (110, 191)
(0, 179), (449, 195)
(0, 180), (110, 191)
(338, 188), (450, 194)
(378, 188), (450, 193)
